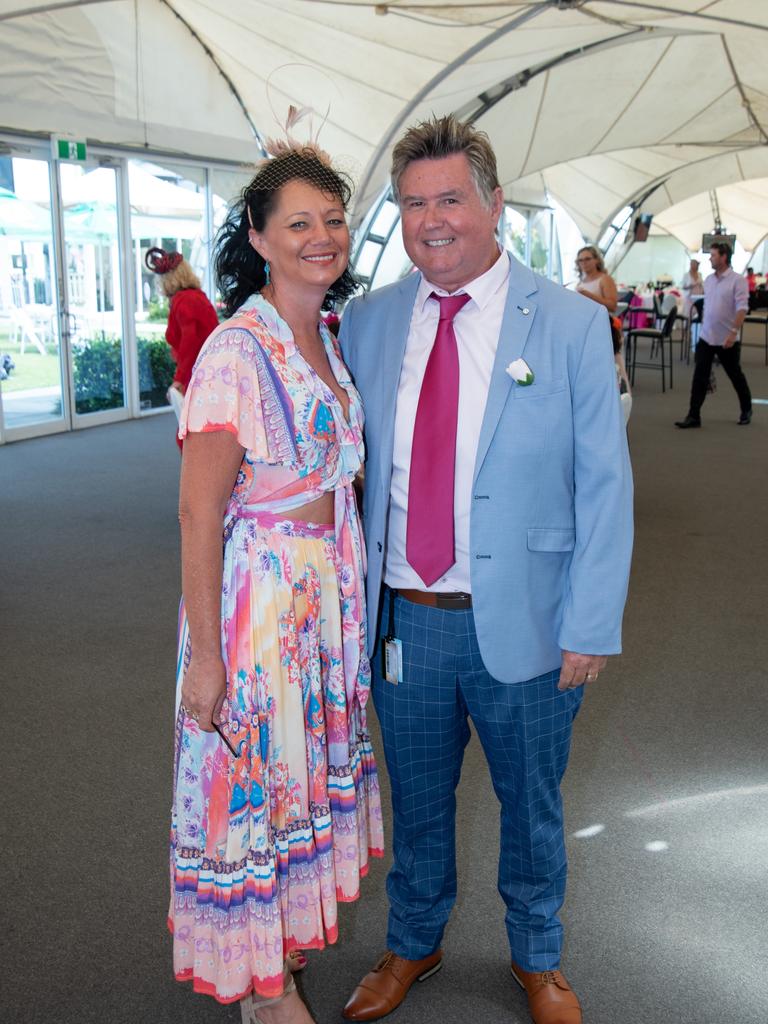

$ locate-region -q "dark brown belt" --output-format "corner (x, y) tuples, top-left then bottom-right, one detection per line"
(396, 589), (472, 610)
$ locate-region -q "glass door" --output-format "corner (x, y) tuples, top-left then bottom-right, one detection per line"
(0, 154), (67, 439)
(129, 158), (210, 411)
(59, 162), (128, 424)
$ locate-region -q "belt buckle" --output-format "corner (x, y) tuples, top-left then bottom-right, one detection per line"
(435, 592), (470, 610)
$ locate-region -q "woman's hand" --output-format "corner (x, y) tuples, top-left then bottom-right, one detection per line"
(181, 653), (227, 731)
(178, 431), (245, 733)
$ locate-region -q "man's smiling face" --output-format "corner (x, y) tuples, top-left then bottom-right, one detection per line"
(398, 153), (503, 293)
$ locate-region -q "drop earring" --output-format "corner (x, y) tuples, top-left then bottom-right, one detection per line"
(264, 260), (271, 286)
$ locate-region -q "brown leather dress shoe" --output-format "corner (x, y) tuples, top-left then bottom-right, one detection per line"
(342, 949), (443, 1021)
(510, 962), (582, 1024)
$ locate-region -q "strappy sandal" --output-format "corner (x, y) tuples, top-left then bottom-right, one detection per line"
(242, 976), (292, 1024)
(240, 967), (314, 1024)
(241, 976), (297, 1024)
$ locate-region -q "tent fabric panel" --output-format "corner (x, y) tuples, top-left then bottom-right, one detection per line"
(468, 9), (618, 67)
(0, 11), (117, 122)
(654, 153), (746, 210)
(510, 44), (673, 176)
(0, 4), (258, 162)
(2, 0), (768, 243)
(663, 87), (751, 146)
(480, 76), (548, 186)
(504, 172), (548, 209)
(542, 164), (631, 239)
(86, 3), (248, 136)
(2, 96), (261, 165)
(182, 0), (464, 86)
(593, 35), (736, 151)
(654, 180), (768, 252)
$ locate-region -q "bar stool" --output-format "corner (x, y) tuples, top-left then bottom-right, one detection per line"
(626, 305), (678, 392)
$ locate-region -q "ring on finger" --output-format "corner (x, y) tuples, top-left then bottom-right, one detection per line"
(586, 672), (598, 681)
(181, 704), (200, 722)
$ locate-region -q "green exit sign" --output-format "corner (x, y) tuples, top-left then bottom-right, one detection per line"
(52, 137), (87, 161)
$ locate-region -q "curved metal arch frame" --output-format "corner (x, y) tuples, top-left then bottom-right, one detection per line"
(350, 185), (403, 290)
(352, 0), (552, 222)
(596, 142), (768, 269)
(352, 0), (768, 223)
(746, 231), (768, 265)
(350, 191), (561, 292)
(6, 0), (768, 243)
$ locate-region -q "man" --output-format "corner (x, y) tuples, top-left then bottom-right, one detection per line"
(675, 242), (752, 428)
(745, 266), (757, 311)
(339, 116), (633, 1024)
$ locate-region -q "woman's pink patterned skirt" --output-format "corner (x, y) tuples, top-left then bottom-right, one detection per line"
(169, 514), (383, 1003)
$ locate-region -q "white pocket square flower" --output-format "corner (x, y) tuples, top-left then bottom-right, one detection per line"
(506, 358), (535, 386)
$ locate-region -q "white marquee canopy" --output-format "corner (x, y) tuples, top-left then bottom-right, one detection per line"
(2, 1), (768, 249)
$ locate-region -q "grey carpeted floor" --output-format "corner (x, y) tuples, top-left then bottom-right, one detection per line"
(1, 339), (767, 1024)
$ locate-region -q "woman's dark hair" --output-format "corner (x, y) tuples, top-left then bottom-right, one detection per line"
(214, 147), (359, 317)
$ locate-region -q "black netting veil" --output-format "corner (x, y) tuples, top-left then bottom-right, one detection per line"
(245, 147), (353, 210)
(214, 145), (359, 317)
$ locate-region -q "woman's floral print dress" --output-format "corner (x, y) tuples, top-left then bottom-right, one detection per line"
(169, 294), (383, 1003)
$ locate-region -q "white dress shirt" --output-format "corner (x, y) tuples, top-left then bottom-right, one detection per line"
(384, 250), (510, 593)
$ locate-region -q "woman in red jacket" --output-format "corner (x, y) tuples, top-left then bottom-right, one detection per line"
(145, 247), (219, 413)
(145, 247), (218, 448)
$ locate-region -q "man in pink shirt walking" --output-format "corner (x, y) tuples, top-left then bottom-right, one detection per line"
(675, 241), (752, 428)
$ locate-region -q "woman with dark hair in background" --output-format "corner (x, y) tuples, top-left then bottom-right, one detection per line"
(168, 144), (383, 1024)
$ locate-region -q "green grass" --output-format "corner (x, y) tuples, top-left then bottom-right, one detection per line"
(0, 338), (62, 393)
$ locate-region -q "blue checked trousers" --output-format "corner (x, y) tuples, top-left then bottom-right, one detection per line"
(372, 589), (584, 972)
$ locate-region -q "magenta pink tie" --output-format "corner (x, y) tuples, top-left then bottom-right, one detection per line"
(406, 292), (470, 587)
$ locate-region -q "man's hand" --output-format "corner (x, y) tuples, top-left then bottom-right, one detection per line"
(723, 332), (737, 349)
(558, 650), (608, 691)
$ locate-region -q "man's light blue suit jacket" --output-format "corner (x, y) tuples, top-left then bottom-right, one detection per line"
(340, 253), (633, 684)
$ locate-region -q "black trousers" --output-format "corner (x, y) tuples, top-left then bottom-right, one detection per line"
(689, 338), (752, 418)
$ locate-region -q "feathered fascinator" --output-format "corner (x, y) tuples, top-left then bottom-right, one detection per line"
(145, 247), (183, 274)
(263, 103), (334, 167)
(244, 101), (353, 218)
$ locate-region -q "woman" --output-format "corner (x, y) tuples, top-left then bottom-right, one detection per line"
(574, 245), (628, 408)
(575, 245), (618, 314)
(611, 319), (632, 425)
(169, 145), (383, 1024)
(681, 258), (704, 317)
(145, 246), (219, 403)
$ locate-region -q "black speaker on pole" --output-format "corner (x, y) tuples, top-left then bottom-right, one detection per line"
(633, 213), (653, 242)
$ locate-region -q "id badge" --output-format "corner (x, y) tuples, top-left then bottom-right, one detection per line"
(382, 637), (403, 684)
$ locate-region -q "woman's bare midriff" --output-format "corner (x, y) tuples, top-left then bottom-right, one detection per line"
(280, 492), (335, 524)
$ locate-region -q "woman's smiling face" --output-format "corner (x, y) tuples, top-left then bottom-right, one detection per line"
(249, 178), (350, 294)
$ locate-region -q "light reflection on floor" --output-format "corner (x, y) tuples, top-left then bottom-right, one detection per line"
(571, 783), (768, 863)
(625, 783), (768, 818)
